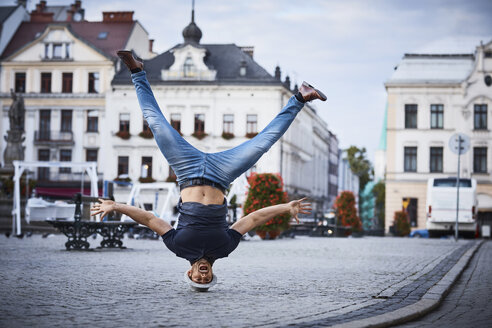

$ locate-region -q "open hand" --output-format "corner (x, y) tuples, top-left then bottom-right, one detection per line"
(288, 198), (312, 224)
(90, 198), (116, 221)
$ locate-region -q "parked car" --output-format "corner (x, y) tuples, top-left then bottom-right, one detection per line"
(410, 229), (429, 238)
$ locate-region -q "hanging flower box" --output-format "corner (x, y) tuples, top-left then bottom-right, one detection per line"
(115, 130), (131, 140)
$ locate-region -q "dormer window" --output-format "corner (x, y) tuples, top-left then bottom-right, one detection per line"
(98, 32), (108, 40)
(239, 60), (247, 76)
(44, 42), (72, 60)
(53, 44), (62, 58)
(183, 56), (195, 77)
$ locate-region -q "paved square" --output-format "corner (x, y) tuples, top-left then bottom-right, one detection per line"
(0, 235), (468, 327)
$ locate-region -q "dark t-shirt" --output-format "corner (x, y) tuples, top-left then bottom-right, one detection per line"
(161, 199), (242, 264)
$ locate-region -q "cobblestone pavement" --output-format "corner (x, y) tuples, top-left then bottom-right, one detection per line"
(0, 235), (472, 327)
(396, 241), (492, 328)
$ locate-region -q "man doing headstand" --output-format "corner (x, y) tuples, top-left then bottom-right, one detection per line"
(91, 51), (325, 289)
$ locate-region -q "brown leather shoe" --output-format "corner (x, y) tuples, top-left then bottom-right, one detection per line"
(299, 81), (327, 102)
(117, 50), (143, 71)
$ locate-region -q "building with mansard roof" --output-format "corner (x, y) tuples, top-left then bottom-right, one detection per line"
(107, 9), (338, 213)
(384, 37), (492, 234)
(0, 0), (154, 197)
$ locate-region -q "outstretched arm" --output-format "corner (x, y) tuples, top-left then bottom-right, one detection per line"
(90, 199), (172, 236)
(230, 198), (311, 235)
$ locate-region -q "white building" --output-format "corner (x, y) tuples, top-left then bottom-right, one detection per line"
(337, 150), (360, 207)
(384, 38), (492, 232)
(0, 1), (154, 197)
(105, 11), (336, 212)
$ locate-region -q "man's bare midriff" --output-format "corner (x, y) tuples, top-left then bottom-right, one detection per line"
(180, 185), (225, 205)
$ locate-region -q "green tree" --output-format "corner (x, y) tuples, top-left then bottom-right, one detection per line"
(345, 146), (373, 192)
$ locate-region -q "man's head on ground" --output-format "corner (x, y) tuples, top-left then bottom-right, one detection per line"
(187, 258), (213, 284)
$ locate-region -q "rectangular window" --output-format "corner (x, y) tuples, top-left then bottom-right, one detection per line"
(141, 157), (153, 179)
(39, 109), (51, 140)
(87, 110), (98, 132)
(246, 114), (258, 136)
(171, 113), (181, 133)
(194, 114), (205, 133)
(473, 147), (487, 173)
(86, 149), (98, 163)
(62, 72), (73, 93)
(88, 72), (100, 93)
(119, 113), (130, 132)
(53, 43), (62, 58)
(429, 147), (443, 172)
(404, 104), (417, 129)
(60, 110), (72, 132)
(404, 146), (417, 172)
(44, 44), (49, 58)
(474, 104), (488, 130)
(40, 73), (52, 93)
(142, 119), (151, 133)
(65, 43), (70, 58)
(38, 149), (50, 180)
(430, 104), (443, 129)
(223, 114), (234, 134)
(15, 72), (26, 93)
(59, 149), (72, 173)
(117, 156), (129, 176)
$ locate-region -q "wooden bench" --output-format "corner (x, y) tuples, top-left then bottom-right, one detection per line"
(46, 193), (137, 250)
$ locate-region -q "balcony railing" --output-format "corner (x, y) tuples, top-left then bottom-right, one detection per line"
(34, 130), (75, 146)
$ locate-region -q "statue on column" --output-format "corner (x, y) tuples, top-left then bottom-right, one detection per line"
(3, 89), (26, 168)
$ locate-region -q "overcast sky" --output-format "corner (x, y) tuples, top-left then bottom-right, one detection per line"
(11, 0), (492, 162)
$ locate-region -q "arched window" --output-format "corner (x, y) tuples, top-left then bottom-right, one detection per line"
(183, 56), (195, 77)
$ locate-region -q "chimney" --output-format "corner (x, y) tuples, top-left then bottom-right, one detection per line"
(240, 46), (254, 58)
(103, 11), (134, 22)
(149, 39), (154, 53)
(66, 10), (73, 22)
(31, 1), (53, 22)
(284, 75), (291, 90)
(274, 66), (281, 81)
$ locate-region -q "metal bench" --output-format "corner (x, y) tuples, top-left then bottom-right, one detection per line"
(46, 193), (137, 250)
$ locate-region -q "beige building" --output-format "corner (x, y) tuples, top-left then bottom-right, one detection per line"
(0, 1), (154, 197)
(384, 38), (492, 233)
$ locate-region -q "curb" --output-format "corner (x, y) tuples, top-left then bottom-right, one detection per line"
(330, 240), (484, 328)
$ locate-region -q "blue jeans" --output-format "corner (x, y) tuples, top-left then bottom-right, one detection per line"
(132, 71), (304, 190)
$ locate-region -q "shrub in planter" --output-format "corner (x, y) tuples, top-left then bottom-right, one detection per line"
(139, 130), (154, 139)
(116, 130), (131, 140)
(243, 173), (290, 237)
(334, 191), (362, 234)
(165, 175), (177, 183)
(139, 177), (156, 183)
(114, 176), (131, 183)
(393, 211), (410, 236)
(245, 132), (258, 139)
(222, 132), (234, 140)
(192, 131), (208, 140)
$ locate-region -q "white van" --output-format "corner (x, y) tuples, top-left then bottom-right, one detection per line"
(426, 178), (477, 238)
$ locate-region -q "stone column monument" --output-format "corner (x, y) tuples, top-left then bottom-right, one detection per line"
(3, 89), (25, 169)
